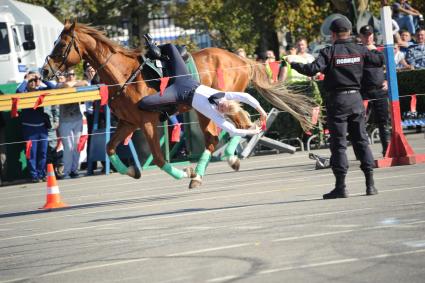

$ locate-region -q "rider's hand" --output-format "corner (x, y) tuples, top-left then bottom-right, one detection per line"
(253, 126), (262, 135)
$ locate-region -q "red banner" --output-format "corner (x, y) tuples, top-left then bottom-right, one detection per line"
(11, 97), (19, 118)
(216, 68), (225, 90)
(33, 93), (48, 109)
(410, 94), (417, 112)
(25, 140), (32, 159)
(171, 123), (181, 143)
(99, 85), (109, 106)
(77, 135), (88, 152)
(363, 100), (369, 111)
(268, 61), (280, 82)
(160, 77), (170, 97)
(311, 106), (320, 125)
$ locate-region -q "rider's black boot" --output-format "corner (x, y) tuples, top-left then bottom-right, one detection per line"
(143, 33), (162, 60)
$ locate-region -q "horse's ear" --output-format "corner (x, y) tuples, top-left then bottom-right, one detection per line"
(64, 19), (70, 26)
(70, 20), (76, 32)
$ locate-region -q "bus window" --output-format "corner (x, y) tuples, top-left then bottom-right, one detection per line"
(0, 23), (10, 54)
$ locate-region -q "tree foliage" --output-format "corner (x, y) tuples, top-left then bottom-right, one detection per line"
(19, 0), (425, 54)
(171, 0), (331, 54)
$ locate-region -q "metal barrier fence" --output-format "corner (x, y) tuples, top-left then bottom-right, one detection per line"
(148, 15), (212, 48)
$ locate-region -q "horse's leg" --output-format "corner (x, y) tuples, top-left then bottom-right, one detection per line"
(141, 116), (196, 181)
(106, 120), (141, 179)
(189, 112), (219, 189)
(223, 136), (241, 171)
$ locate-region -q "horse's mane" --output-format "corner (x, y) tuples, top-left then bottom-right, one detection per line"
(74, 23), (141, 58)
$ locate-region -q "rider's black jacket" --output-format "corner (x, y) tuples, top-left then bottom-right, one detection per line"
(290, 38), (384, 92)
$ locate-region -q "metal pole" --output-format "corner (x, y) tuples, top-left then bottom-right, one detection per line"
(105, 104), (111, 174)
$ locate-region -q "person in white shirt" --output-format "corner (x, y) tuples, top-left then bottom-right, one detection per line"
(279, 38), (316, 82)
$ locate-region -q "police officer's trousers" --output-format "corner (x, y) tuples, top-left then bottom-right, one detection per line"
(326, 91), (374, 176)
(365, 89), (389, 155)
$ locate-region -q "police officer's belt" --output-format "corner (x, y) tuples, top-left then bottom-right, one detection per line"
(332, 90), (359, 95)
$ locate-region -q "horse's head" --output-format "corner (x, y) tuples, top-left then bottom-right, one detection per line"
(42, 19), (83, 80)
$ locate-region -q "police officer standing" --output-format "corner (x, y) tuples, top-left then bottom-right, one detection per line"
(359, 25), (389, 157)
(287, 18), (384, 199)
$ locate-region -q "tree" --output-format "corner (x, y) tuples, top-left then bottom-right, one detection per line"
(171, 0), (330, 56)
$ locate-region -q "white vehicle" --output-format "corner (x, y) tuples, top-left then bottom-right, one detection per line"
(0, 0), (62, 84)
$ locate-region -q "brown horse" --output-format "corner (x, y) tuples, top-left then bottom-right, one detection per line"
(42, 21), (317, 188)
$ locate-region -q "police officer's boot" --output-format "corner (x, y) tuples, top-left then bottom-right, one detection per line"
(323, 175), (348, 199)
(365, 171), (378, 196)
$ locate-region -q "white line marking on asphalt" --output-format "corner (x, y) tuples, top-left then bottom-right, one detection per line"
(167, 243), (251, 257)
(0, 243), (251, 282)
(404, 240), (425, 248)
(0, 258), (151, 283)
(273, 230), (357, 242)
(2, 223), (425, 282)
(41, 258), (151, 277)
(2, 170), (424, 228)
(325, 224), (361, 228)
(380, 218), (400, 225)
(207, 275), (238, 282)
(257, 249), (425, 275)
(0, 162), (315, 201)
(0, 153), (310, 197)
(1, 184), (424, 243)
(233, 226), (263, 230)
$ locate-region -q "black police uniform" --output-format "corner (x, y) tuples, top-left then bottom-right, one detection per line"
(359, 26), (389, 156)
(290, 18), (383, 199)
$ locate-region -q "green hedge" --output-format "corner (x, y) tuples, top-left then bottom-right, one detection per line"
(397, 69), (425, 114)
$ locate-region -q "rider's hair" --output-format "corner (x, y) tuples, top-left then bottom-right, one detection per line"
(224, 100), (253, 128)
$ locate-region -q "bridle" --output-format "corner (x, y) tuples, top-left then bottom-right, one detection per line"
(44, 30), (82, 79)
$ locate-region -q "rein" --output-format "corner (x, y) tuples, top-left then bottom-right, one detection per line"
(45, 30), (82, 79)
(112, 56), (147, 101)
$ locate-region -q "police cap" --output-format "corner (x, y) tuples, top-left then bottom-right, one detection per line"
(359, 25), (374, 35)
(330, 18), (352, 33)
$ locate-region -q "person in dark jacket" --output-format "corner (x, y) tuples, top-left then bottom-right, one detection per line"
(16, 71), (55, 182)
(358, 25), (389, 157)
(287, 18), (384, 199)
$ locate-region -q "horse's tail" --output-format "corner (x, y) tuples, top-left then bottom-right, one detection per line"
(243, 58), (318, 131)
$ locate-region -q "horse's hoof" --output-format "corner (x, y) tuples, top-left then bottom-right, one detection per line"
(228, 156), (240, 171)
(185, 167), (197, 179)
(189, 174), (202, 189)
(128, 166), (141, 179)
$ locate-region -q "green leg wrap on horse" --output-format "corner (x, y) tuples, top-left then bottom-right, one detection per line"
(224, 136), (241, 157)
(195, 150), (212, 176)
(109, 154), (128, 175)
(162, 163), (186, 180)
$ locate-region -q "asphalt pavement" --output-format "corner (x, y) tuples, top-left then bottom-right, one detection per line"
(0, 133), (424, 283)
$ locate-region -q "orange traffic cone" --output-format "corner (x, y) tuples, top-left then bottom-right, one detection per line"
(41, 164), (67, 210)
